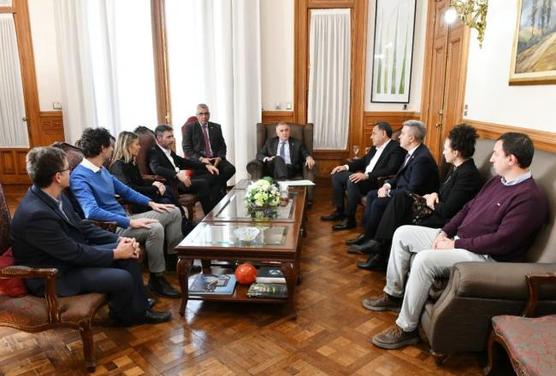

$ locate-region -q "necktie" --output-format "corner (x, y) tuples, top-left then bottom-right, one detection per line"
(58, 200), (71, 223)
(279, 141), (286, 160)
(202, 124), (213, 158)
(402, 153), (411, 168)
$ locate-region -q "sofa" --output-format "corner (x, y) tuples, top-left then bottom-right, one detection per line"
(419, 138), (556, 360)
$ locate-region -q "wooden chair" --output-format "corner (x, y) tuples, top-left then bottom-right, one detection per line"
(485, 273), (556, 376)
(246, 122), (316, 205)
(0, 183), (106, 372)
(135, 130), (198, 220)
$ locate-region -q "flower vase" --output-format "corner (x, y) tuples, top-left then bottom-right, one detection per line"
(247, 205), (278, 220)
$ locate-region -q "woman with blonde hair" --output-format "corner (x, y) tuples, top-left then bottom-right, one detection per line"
(110, 131), (192, 234)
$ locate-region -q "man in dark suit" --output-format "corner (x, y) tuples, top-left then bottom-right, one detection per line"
(149, 124), (221, 214)
(348, 120), (440, 268)
(182, 104), (236, 193)
(321, 122), (406, 230)
(11, 146), (171, 326)
(256, 121), (316, 180)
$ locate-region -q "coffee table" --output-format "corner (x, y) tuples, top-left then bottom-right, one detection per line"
(174, 182), (306, 317)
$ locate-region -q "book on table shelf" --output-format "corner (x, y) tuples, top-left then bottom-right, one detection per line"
(188, 274), (237, 295)
(256, 266), (286, 284)
(247, 283), (288, 299)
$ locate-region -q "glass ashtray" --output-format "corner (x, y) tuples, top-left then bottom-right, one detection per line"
(233, 227), (260, 242)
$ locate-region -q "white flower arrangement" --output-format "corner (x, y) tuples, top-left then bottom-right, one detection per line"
(245, 178), (281, 209)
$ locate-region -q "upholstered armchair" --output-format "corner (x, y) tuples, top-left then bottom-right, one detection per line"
(246, 122), (316, 205)
(0, 183), (107, 372)
(485, 273), (556, 375)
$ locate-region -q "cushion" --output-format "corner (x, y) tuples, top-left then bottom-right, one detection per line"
(492, 314), (556, 376)
(0, 248), (28, 297)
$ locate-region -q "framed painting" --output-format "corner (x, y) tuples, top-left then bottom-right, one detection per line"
(371, 0), (417, 103)
(510, 0), (556, 85)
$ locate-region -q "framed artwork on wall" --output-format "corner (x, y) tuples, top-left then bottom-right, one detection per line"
(510, 0), (556, 85)
(371, 0), (417, 103)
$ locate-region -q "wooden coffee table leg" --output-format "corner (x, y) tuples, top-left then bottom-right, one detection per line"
(177, 255), (192, 316)
(281, 262), (297, 319)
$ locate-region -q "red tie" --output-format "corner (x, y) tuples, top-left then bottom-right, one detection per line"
(202, 124), (213, 158)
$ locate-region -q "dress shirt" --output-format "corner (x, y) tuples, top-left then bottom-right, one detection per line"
(364, 139), (392, 174)
(80, 158), (102, 173)
(278, 140), (292, 165)
(501, 171), (532, 186)
(157, 144), (179, 172)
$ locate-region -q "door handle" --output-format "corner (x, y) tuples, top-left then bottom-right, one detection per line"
(435, 123), (442, 129)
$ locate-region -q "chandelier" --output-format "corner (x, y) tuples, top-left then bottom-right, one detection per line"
(445, 0), (489, 47)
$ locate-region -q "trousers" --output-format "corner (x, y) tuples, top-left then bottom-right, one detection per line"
(384, 225), (493, 331)
(117, 207), (182, 273)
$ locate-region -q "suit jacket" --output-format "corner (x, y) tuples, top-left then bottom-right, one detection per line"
(256, 137), (310, 172)
(347, 140), (406, 186)
(10, 186), (117, 295)
(148, 145), (205, 181)
(388, 143), (439, 195)
(182, 121), (228, 160)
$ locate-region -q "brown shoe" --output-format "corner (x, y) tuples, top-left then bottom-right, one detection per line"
(371, 325), (420, 349)
(362, 293), (402, 312)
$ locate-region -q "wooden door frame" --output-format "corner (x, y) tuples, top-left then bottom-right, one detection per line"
(293, 0), (368, 161)
(420, 0), (470, 161)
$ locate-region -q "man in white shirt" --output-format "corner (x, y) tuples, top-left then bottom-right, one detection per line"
(321, 122), (406, 231)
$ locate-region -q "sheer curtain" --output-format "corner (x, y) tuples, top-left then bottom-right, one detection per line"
(307, 9), (351, 150)
(0, 14), (29, 147)
(54, 0), (157, 143)
(165, 0), (261, 181)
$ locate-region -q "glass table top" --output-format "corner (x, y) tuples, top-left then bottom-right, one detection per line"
(209, 189), (297, 221)
(178, 222), (289, 248)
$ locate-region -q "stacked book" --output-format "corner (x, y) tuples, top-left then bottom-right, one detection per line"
(188, 274), (237, 295)
(247, 267), (288, 298)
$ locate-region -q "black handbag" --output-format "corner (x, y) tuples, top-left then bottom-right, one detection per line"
(409, 193), (434, 224)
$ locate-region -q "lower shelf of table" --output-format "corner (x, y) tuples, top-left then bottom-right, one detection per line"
(187, 283), (289, 304)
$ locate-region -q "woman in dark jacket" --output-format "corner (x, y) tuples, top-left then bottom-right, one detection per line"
(354, 124), (484, 269)
(110, 131), (192, 234)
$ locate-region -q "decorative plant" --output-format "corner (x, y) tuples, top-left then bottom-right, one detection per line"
(244, 177), (280, 219)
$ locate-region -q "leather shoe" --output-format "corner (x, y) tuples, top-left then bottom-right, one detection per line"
(148, 274), (181, 298)
(345, 234), (367, 245)
(147, 298), (156, 309)
(357, 253), (387, 271)
(144, 309), (172, 324)
(332, 219), (356, 231)
(321, 211), (345, 221)
(349, 239), (382, 254)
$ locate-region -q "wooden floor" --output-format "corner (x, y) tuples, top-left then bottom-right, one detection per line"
(0, 182), (485, 375)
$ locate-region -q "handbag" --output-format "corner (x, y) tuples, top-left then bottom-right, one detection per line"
(409, 193), (434, 224)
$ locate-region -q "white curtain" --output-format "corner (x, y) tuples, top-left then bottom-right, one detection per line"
(307, 9), (351, 150)
(54, 0), (157, 143)
(0, 14), (29, 148)
(165, 0), (261, 181)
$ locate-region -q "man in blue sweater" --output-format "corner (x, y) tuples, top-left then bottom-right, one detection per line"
(363, 132), (547, 350)
(71, 128), (182, 298)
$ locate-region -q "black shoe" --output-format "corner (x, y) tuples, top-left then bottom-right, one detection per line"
(148, 274), (181, 298)
(345, 234), (368, 245)
(321, 211), (345, 221)
(349, 239), (382, 254)
(144, 309), (172, 324)
(147, 298), (156, 309)
(357, 253), (387, 271)
(332, 218), (356, 231)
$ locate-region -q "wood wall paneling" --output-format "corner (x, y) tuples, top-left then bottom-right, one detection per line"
(261, 111), (295, 124)
(38, 111), (64, 145)
(465, 119), (556, 154)
(0, 150), (30, 184)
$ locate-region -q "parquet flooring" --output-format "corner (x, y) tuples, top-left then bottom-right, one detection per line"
(0, 181), (484, 375)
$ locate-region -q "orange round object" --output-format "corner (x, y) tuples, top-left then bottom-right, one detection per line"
(235, 263), (257, 285)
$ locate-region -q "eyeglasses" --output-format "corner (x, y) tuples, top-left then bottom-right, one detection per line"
(198, 112), (210, 116)
(58, 168), (71, 174)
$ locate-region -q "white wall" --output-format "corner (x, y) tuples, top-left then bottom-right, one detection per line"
(28, 0), (62, 112)
(260, 0), (294, 111)
(364, 0), (428, 112)
(464, 0), (556, 132)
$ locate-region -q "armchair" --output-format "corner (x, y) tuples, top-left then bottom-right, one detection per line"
(485, 272), (556, 375)
(246, 122), (316, 205)
(0, 183), (106, 372)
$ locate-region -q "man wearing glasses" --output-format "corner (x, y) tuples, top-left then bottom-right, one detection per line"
(182, 103), (236, 195)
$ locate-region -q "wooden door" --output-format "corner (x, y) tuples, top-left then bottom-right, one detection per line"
(421, 0), (469, 161)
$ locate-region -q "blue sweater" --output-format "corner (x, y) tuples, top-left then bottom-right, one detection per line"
(70, 164), (151, 228)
